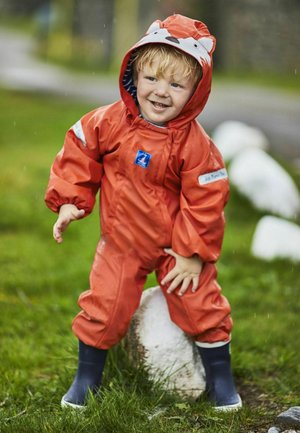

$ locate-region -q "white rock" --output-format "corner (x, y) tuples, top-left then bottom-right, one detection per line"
(267, 428), (281, 433)
(252, 216), (300, 261)
(126, 286), (206, 399)
(212, 120), (269, 161)
(229, 147), (300, 218)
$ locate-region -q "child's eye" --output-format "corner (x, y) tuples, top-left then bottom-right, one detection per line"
(171, 82), (183, 88)
(145, 76), (156, 82)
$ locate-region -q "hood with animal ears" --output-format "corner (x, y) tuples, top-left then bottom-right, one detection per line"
(119, 14), (216, 128)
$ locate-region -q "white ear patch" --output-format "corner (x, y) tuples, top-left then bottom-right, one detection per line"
(135, 30), (213, 66)
(146, 21), (161, 35)
(198, 37), (214, 53)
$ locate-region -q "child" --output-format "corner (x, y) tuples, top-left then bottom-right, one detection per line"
(45, 14), (242, 411)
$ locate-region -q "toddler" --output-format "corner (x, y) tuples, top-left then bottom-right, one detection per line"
(45, 14), (242, 411)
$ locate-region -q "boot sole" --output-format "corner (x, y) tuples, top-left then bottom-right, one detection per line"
(61, 395), (86, 410)
(213, 394), (243, 412)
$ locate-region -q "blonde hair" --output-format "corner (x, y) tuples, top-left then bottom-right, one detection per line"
(132, 43), (202, 85)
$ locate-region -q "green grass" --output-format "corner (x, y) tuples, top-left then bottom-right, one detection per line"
(0, 88), (299, 433)
(0, 15), (37, 35)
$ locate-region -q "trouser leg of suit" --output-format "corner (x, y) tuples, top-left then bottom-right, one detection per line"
(72, 237), (148, 349)
(156, 254), (233, 343)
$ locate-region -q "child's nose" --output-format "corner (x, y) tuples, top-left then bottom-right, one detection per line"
(154, 81), (169, 97)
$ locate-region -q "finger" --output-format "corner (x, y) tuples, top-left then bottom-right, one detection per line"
(164, 248), (177, 258)
(161, 267), (178, 285)
(191, 275), (199, 293)
(178, 276), (192, 297)
(53, 223), (63, 243)
(55, 235), (63, 244)
(54, 215), (70, 235)
(69, 211), (80, 221)
(72, 209), (85, 220)
(167, 274), (185, 293)
(55, 218), (68, 233)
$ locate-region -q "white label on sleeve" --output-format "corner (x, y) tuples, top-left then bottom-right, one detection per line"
(198, 168), (228, 185)
(72, 120), (86, 146)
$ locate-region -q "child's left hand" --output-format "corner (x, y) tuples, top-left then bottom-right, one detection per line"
(161, 248), (203, 296)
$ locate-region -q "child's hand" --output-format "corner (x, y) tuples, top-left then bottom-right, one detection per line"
(53, 204), (85, 243)
(161, 248), (203, 296)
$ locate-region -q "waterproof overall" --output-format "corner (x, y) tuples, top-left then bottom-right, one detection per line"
(45, 14), (233, 349)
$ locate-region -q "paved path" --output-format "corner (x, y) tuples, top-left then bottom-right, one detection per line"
(1, 27), (299, 161)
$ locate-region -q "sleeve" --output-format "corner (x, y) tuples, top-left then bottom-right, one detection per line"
(171, 140), (230, 263)
(44, 110), (104, 215)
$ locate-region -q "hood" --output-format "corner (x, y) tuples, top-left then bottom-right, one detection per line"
(119, 14), (216, 129)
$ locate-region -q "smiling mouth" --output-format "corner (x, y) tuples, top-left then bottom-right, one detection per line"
(150, 100), (170, 109)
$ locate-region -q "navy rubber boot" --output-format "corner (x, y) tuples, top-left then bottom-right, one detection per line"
(197, 343), (242, 411)
(61, 340), (108, 409)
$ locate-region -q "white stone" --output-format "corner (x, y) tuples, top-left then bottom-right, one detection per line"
(229, 147), (300, 218)
(126, 286), (206, 399)
(252, 216), (300, 261)
(212, 121), (269, 161)
(267, 428), (281, 433)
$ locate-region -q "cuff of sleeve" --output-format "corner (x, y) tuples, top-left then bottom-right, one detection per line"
(172, 236), (219, 263)
(44, 187), (95, 215)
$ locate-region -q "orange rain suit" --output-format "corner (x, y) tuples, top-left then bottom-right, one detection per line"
(45, 15), (233, 350)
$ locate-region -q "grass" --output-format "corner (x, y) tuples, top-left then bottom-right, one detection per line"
(0, 88), (299, 433)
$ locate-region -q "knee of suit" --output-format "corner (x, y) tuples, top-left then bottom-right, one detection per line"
(165, 299), (233, 342)
(158, 271), (233, 342)
(72, 268), (148, 350)
(71, 237), (150, 349)
(72, 313), (131, 349)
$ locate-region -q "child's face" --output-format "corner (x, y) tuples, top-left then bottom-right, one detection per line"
(135, 58), (196, 125)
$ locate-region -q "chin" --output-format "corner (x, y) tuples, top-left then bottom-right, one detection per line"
(151, 116), (168, 124)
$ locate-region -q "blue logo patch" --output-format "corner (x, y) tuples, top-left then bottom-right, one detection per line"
(134, 150), (152, 168)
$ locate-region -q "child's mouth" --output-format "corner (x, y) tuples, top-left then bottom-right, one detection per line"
(150, 101), (170, 109)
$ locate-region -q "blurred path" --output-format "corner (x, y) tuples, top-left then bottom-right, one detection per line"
(0, 28), (119, 103)
(0, 27), (299, 160)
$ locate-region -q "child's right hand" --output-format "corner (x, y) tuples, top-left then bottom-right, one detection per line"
(53, 204), (85, 243)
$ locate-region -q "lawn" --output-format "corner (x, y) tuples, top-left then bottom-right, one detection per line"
(0, 88), (299, 433)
